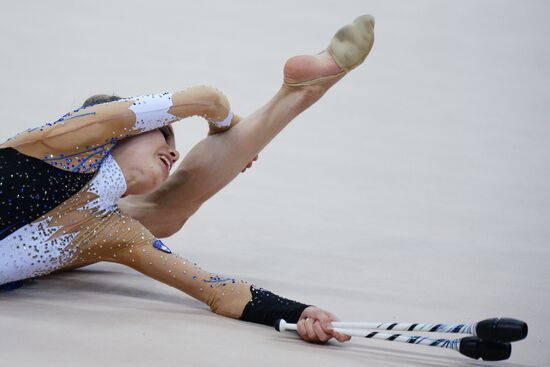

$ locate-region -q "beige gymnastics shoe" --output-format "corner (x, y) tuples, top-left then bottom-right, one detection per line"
(283, 14), (375, 87)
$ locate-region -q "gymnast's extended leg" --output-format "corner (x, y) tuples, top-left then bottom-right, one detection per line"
(119, 15), (375, 237)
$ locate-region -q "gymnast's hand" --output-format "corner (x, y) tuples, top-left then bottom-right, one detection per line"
(241, 154), (258, 173)
(297, 306), (352, 343)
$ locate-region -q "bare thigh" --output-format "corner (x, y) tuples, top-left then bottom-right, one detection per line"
(117, 87), (320, 238)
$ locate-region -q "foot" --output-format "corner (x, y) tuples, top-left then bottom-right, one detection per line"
(283, 14), (375, 89)
(283, 50), (345, 87)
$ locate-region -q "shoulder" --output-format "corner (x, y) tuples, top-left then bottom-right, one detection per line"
(72, 208), (159, 264)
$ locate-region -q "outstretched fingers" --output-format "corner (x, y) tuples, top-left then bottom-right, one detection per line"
(241, 154), (259, 173)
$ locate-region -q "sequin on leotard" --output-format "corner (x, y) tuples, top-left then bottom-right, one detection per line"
(0, 86), (237, 283)
(0, 147), (94, 240)
(0, 86), (307, 327)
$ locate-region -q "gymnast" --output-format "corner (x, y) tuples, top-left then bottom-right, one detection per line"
(0, 15), (374, 344)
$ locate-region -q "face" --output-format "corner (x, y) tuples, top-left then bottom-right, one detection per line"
(112, 129), (179, 196)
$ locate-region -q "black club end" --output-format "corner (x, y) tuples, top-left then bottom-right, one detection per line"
(459, 336), (511, 361)
(476, 318), (528, 342)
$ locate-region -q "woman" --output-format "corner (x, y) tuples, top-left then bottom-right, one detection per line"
(0, 15), (374, 344)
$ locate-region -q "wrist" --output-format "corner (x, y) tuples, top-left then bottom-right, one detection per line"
(207, 111), (240, 136)
(239, 285), (310, 326)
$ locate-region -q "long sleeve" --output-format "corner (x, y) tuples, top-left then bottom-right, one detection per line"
(1, 86), (239, 173)
(103, 220), (309, 326)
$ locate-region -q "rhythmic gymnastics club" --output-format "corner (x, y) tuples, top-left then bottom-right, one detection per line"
(319, 318), (527, 343)
(274, 319), (524, 361)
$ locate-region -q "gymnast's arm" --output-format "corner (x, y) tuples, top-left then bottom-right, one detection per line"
(101, 225), (349, 343)
(108, 237), (309, 324)
(1, 85), (239, 162)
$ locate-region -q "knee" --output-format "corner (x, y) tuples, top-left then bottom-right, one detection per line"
(153, 216), (190, 238)
(152, 201), (202, 238)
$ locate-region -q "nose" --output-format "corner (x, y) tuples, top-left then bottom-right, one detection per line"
(169, 148), (180, 163)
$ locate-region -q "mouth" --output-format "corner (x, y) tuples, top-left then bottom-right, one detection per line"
(159, 154), (172, 174)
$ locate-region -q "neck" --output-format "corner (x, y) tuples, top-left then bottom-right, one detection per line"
(110, 153), (137, 196)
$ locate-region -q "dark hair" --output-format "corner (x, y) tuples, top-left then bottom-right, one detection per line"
(81, 94), (175, 145)
(81, 94), (122, 108)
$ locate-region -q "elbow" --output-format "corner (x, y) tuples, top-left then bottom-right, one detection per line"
(204, 86), (230, 110)
(202, 86), (231, 123)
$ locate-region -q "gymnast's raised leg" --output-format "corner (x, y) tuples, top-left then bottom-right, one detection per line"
(119, 15), (375, 237)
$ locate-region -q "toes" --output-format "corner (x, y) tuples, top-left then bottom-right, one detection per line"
(328, 14), (375, 71)
(355, 14), (375, 29)
(354, 14), (375, 46)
